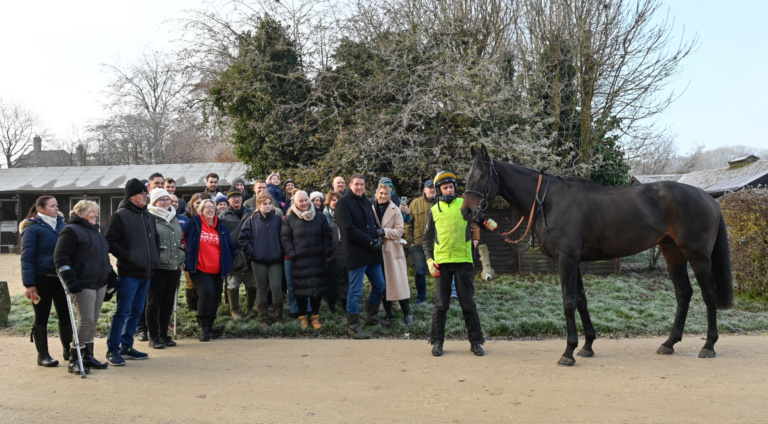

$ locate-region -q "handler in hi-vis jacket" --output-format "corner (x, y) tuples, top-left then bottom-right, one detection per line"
(422, 171), (485, 357)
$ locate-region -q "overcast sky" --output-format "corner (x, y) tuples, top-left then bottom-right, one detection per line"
(1, 1), (766, 156)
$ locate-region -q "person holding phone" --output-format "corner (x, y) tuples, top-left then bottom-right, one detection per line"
(20, 195), (71, 368)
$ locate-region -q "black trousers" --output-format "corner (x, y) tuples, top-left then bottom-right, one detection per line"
(191, 271), (224, 320)
(146, 269), (181, 339)
(295, 295), (322, 316)
(430, 262), (484, 345)
(31, 274), (72, 335)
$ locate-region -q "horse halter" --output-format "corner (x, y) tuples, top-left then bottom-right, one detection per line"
(464, 157), (498, 215)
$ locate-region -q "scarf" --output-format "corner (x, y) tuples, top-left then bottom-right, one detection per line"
(148, 205), (176, 223)
(290, 203), (316, 222)
(37, 213), (58, 229)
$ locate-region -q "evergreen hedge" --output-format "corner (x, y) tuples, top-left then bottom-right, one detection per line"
(721, 187), (768, 298)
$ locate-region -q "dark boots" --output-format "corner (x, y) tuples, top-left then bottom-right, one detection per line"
(83, 342), (109, 369)
(31, 325), (58, 367)
(60, 323), (73, 361)
(365, 303), (391, 327)
(245, 288), (257, 319)
(382, 300), (395, 321)
(347, 313), (371, 339)
(272, 302), (283, 325)
(68, 346), (91, 375)
(198, 318), (210, 342)
(257, 303), (270, 330)
(227, 289), (242, 320)
(400, 299), (413, 325)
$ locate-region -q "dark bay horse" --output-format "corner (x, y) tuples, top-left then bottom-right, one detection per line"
(462, 145), (733, 366)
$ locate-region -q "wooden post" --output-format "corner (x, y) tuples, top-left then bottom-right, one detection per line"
(0, 281), (10, 326)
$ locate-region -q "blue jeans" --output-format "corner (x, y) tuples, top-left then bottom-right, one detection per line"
(409, 246), (427, 303)
(285, 260), (299, 314)
(347, 263), (386, 314)
(107, 276), (150, 352)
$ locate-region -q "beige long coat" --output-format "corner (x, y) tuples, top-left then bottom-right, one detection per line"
(373, 201), (410, 301)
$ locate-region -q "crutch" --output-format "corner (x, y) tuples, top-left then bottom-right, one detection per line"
(173, 283), (178, 339)
(56, 266), (86, 379)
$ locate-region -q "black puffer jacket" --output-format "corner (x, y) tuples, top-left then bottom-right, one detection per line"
(280, 211), (332, 297)
(239, 211), (283, 264)
(54, 214), (113, 290)
(335, 191), (383, 269)
(105, 199), (160, 279)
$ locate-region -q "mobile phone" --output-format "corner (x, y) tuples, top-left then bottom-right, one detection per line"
(32, 293), (41, 305)
(401, 196), (408, 205)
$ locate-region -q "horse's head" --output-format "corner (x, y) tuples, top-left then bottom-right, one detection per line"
(462, 144), (498, 224)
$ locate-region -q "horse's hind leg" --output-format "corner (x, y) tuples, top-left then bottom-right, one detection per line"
(575, 269), (597, 358)
(689, 257), (719, 358)
(657, 242), (693, 355)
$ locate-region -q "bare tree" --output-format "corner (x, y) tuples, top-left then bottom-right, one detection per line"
(0, 97), (46, 168)
(513, 0), (698, 176)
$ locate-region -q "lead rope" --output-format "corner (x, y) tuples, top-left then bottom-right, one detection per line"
(501, 174), (543, 244)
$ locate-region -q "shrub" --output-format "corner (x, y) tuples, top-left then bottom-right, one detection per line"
(720, 187), (768, 298)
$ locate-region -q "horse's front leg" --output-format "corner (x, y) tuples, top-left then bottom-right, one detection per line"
(557, 256), (581, 366)
(575, 269), (596, 358)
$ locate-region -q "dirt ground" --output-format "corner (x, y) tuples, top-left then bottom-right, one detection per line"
(3, 255), (768, 423)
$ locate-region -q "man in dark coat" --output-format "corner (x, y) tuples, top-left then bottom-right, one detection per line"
(104, 178), (160, 366)
(334, 173), (389, 339)
(219, 189), (255, 320)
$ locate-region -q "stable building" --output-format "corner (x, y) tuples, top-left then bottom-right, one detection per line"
(0, 162), (248, 252)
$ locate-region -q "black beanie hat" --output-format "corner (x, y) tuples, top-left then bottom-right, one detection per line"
(125, 178), (147, 198)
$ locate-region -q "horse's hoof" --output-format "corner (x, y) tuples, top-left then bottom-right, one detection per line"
(577, 348), (594, 357)
(557, 356), (576, 366)
(656, 345), (674, 355)
(698, 348), (716, 358)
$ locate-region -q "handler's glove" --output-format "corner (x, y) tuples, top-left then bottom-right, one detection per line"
(483, 218), (498, 231)
(427, 258), (440, 277)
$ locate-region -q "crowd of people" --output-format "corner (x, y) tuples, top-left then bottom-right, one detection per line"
(19, 169), (487, 375)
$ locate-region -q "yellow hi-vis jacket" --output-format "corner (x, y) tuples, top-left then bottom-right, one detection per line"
(422, 196), (473, 264)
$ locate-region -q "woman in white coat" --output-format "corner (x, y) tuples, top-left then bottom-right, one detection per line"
(372, 184), (412, 324)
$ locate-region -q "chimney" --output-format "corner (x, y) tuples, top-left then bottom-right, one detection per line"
(76, 144), (86, 166)
(33, 136), (42, 152)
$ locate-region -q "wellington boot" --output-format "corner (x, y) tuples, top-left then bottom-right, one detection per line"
(198, 318), (210, 342)
(245, 288), (257, 319)
(60, 323), (73, 361)
(227, 289), (243, 320)
(298, 315), (309, 330)
(347, 313), (371, 339)
(257, 303), (270, 330)
(400, 299), (413, 325)
(84, 342), (109, 370)
(365, 303), (391, 328)
(31, 325), (59, 367)
(272, 302), (284, 325)
(311, 314), (322, 330)
(68, 347), (91, 375)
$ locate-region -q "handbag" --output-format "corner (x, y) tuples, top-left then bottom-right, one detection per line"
(230, 250), (250, 274)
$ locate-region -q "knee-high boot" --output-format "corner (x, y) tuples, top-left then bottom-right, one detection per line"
(31, 325), (58, 367)
(83, 342), (109, 370)
(59, 321), (73, 361)
(227, 289), (242, 320)
(400, 299), (413, 324)
(245, 288), (257, 319)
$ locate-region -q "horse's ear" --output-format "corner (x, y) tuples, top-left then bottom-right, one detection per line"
(470, 145), (476, 158)
(481, 144), (489, 159)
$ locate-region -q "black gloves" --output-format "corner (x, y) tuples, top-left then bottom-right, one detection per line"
(58, 268), (82, 294)
(107, 270), (119, 289)
(68, 280), (83, 294)
(376, 228), (385, 237)
(370, 238), (383, 251)
(104, 287), (116, 302)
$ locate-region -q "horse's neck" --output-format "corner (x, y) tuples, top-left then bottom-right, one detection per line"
(497, 163), (540, 214)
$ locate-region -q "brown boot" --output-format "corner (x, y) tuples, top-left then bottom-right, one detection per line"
(272, 302), (284, 325)
(257, 303), (270, 330)
(245, 288), (257, 319)
(347, 313), (370, 339)
(227, 289), (243, 320)
(311, 314), (322, 330)
(298, 315), (309, 330)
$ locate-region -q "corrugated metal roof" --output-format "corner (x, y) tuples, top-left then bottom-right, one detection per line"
(631, 160), (768, 194)
(0, 162), (249, 193)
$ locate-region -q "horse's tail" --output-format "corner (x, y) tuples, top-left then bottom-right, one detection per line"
(711, 214), (733, 309)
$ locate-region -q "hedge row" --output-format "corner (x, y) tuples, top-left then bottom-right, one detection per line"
(720, 188), (768, 298)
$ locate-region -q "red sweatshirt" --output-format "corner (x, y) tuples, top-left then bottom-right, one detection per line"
(197, 217), (221, 275)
